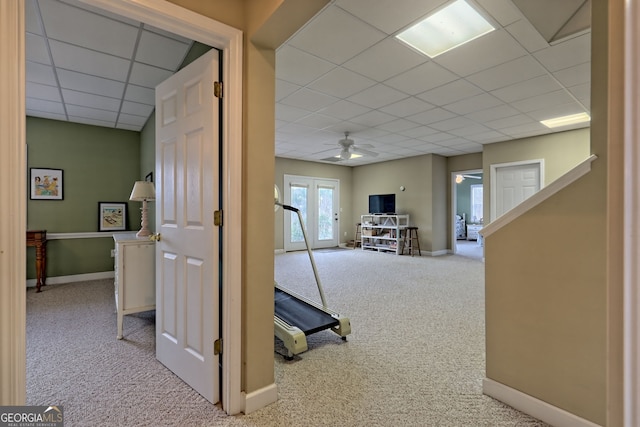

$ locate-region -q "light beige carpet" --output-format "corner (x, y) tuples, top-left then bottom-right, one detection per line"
(26, 249), (548, 426)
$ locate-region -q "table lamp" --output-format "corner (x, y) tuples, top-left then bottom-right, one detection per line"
(129, 181), (156, 237)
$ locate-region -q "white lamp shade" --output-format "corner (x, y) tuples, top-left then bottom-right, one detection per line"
(129, 181), (156, 201)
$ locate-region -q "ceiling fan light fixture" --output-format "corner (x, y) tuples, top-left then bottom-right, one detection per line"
(340, 149), (352, 160)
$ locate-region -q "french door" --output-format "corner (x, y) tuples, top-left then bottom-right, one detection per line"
(283, 175), (339, 251)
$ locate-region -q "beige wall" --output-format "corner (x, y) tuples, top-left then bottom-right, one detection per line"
(167, 0), (330, 396)
(352, 154), (447, 254)
(483, 0), (624, 424)
(274, 158), (354, 249)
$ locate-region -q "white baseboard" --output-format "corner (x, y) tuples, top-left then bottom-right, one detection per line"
(428, 249), (448, 257)
(482, 378), (602, 427)
(243, 382), (278, 414)
(274, 249), (285, 255)
(26, 271), (115, 287)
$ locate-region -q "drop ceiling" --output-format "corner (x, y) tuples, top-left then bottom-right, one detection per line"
(26, 0), (591, 166)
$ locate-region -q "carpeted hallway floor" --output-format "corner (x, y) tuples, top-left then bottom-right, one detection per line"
(26, 249), (548, 426)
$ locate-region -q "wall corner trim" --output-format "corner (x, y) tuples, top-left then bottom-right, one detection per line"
(243, 383), (278, 414)
(482, 378), (603, 427)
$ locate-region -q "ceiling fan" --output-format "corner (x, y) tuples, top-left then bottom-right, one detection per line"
(455, 174), (482, 183)
(336, 132), (378, 160)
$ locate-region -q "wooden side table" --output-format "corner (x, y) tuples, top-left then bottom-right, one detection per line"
(26, 230), (47, 292)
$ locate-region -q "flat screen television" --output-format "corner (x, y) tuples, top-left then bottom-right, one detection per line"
(369, 194), (396, 214)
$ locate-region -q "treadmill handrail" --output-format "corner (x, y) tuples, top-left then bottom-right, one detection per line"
(275, 201), (328, 309)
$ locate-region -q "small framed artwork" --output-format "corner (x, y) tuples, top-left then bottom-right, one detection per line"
(99, 202), (127, 232)
(145, 172), (153, 183)
(30, 168), (63, 200)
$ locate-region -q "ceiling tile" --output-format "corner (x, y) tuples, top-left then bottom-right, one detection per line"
(25, 0), (44, 35)
(26, 62), (57, 86)
(62, 89), (120, 111)
(57, 69), (125, 98)
(26, 33), (50, 65)
(510, 89), (576, 113)
(342, 38), (427, 81)
(318, 100), (372, 120)
(553, 62), (590, 87)
(533, 33), (590, 72)
(136, 30), (191, 70)
(443, 93), (504, 115)
(349, 110), (397, 127)
(121, 101), (154, 117)
(67, 116), (115, 128)
(275, 46), (335, 86)
(347, 84), (409, 109)
(280, 88), (339, 112)
(288, 6), (386, 65)
(407, 107), (457, 125)
(66, 104), (118, 122)
(118, 113), (148, 127)
(375, 118), (421, 133)
(485, 113), (536, 130)
(335, 0), (445, 35)
(379, 97), (435, 117)
(39, 0), (139, 58)
(384, 62), (459, 95)
(129, 62), (174, 88)
(307, 67), (376, 99)
(465, 104), (520, 122)
(26, 98), (66, 115)
(276, 104), (312, 122)
(27, 110), (67, 122)
(467, 56), (547, 91)
(49, 40), (130, 81)
(124, 84), (155, 105)
(26, 82), (61, 102)
(476, 0), (522, 27)
(417, 79), (483, 106)
(505, 19), (549, 53)
(294, 113), (343, 130)
(276, 79), (301, 102)
(429, 116), (478, 132)
(434, 30), (527, 77)
(490, 74), (563, 103)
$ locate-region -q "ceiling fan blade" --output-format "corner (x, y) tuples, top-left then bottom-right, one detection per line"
(351, 146), (378, 157)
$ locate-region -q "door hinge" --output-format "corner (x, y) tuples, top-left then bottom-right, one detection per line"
(213, 81), (223, 98)
(214, 338), (223, 355)
(214, 210), (223, 226)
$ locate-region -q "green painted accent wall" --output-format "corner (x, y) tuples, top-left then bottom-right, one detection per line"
(26, 117), (141, 279)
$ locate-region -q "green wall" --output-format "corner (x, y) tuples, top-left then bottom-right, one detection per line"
(26, 117), (141, 279)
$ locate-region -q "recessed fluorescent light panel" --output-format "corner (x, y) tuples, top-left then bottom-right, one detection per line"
(540, 112), (591, 128)
(395, 0), (495, 58)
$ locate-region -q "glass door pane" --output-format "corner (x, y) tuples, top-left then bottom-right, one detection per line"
(290, 185), (307, 243)
(317, 186), (333, 241)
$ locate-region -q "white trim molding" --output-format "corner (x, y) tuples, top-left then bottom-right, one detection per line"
(483, 378), (602, 427)
(243, 383), (278, 415)
(27, 271), (114, 288)
(0, 0), (26, 406)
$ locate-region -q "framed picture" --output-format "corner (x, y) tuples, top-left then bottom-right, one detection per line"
(145, 172), (153, 183)
(99, 202), (127, 232)
(30, 168), (63, 200)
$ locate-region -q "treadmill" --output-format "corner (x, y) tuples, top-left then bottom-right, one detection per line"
(274, 203), (351, 359)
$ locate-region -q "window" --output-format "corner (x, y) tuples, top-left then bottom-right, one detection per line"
(471, 184), (483, 223)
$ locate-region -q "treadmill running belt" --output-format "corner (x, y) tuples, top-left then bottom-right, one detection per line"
(275, 288), (339, 336)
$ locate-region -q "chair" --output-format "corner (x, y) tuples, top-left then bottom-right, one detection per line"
(403, 226), (421, 256)
(354, 223), (362, 249)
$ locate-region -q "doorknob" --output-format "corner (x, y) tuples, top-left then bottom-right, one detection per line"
(150, 233), (161, 242)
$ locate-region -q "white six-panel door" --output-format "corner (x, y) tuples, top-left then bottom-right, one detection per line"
(492, 161), (542, 221)
(155, 49), (220, 403)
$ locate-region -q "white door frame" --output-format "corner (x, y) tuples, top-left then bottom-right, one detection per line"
(490, 159), (544, 222)
(0, 0), (244, 414)
(450, 169), (482, 254)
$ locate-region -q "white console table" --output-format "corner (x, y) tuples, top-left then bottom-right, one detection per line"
(113, 233), (155, 339)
